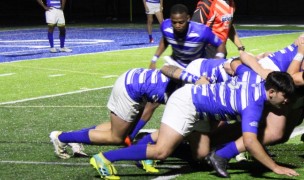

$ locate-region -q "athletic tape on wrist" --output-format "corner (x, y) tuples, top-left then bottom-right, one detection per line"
(151, 55), (159, 62)
(294, 53), (304, 62)
(215, 52), (225, 59)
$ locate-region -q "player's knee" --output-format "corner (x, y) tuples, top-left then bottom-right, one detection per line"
(152, 148), (171, 160)
(111, 135), (125, 145)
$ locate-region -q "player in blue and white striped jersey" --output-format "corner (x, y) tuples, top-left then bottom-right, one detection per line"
(149, 4), (225, 69)
(36, 0), (72, 53)
(90, 71), (298, 179)
(49, 68), (180, 160)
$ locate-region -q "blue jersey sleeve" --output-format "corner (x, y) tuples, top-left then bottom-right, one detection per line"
(241, 102), (264, 134)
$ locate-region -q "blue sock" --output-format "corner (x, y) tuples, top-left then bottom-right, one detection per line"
(104, 144), (147, 162)
(136, 133), (156, 145)
(129, 119), (147, 140)
(48, 32), (54, 48)
(78, 126), (96, 132)
(59, 35), (65, 48)
(58, 129), (91, 144)
(215, 142), (239, 160)
(149, 35), (152, 39)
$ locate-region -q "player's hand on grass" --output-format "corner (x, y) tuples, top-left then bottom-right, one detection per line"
(273, 165), (299, 177)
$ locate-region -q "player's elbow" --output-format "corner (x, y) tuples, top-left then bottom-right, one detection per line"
(243, 137), (255, 151)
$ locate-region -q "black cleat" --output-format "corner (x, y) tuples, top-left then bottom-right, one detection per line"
(301, 133), (304, 142)
(205, 151), (230, 178)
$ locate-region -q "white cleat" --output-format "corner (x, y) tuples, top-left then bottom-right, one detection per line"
(49, 131), (70, 159)
(59, 47), (72, 52)
(49, 48), (57, 53)
(68, 143), (88, 157)
(235, 152), (248, 162)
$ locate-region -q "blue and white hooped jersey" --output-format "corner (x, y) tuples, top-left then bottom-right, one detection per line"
(146, 0), (160, 3)
(259, 44), (298, 72)
(46, 0), (61, 8)
(192, 80), (267, 134)
(161, 19), (222, 67)
(185, 58), (232, 83)
(125, 68), (178, 104)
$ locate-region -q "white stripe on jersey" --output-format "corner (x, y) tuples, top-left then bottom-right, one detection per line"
(166, 38), (201, 48)
(126, 69), (138, 85)
(161, 73), (168, 82)
(219, 83), (226, 106)
(241, 72), (249, 110)
(139, 69), (149, 84)
(287, 45), (294, 51)
(259, 57), (280, 71)
(151, 70), (158, 84)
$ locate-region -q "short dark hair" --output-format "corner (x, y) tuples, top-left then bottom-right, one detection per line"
(265, 71), (295, 98)
(170, 4), (189, 15)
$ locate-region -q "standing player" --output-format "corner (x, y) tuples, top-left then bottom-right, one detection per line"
(143, 0), (164, 43)
(36, 0), (72, 53)
(192, 0), (244, 58)
(149, 4), (225, 69)
(89, 71), (298, 179)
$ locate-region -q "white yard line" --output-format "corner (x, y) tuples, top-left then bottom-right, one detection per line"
(0, 85), (113, 105)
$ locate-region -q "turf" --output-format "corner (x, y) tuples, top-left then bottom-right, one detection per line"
(0, 25), (303, 179)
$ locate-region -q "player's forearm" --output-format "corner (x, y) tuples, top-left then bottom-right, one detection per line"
(61, 0), (66, 10)
(37, 0), (47, 10)
(240, 51), (271, 79)
(243, 133), (278, 171)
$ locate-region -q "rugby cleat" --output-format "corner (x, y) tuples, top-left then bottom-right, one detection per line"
(49, 48), (57, 53)
(59, 47), (72, 52)
(235, 152), (248, 162)
(149, 38), (154, 43)
(136, 160), (159, 173)
(68, 143), (88, 157)
(49, 131), (70, 159)
(90, 153), (120, 180)
(205, 151), (230, 178)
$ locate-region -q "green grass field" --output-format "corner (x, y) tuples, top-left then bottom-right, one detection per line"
(0, 24), (303, 179)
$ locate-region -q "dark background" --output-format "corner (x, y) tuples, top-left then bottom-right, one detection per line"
(1, 0), (304, 27)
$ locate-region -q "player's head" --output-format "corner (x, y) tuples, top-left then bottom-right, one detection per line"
(170, 4), (190, 36)
(223, 56), (241, 76)
(265, 71), (295, 107)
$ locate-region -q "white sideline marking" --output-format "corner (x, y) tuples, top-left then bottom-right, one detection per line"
(102, 75), (119, 78)
(0, 105), (106, 108)
(0, 73), (15, 77)
(152, 175), (181, 180)
(0, 86), (113, 105)
(0, 160), (184, 169)
(48, 74), (65, 77)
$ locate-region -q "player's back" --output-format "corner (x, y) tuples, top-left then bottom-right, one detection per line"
(125, 68), (173, 104)
(191, 79), (266, 121)
(259, 44), (297, 72)
(185, 58), (231, 83)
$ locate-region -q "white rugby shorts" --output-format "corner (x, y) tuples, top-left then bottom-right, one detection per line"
(146, 2), (161, 14)
(161, 84), (210, 136)
(107, 72), (145, 122)
(45, 8), (65, 25)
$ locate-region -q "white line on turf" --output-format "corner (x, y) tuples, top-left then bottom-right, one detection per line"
(0, 86), (113, 105)
(0, 106), (106, 108)
(48, 74), (65, 77)
(0, 73), (15, 77)
(0, 160), (184, 169)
